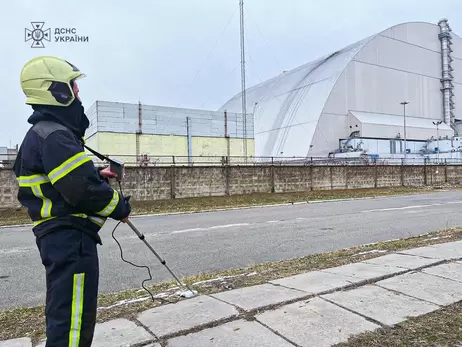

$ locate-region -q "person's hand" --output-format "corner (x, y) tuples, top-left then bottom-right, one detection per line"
(121, 216), (129, 223)
(99, 167), (118, 179)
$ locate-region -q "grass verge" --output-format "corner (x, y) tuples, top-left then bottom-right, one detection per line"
(1, 226), (462, 344)
(335, 301), (462, 347)
(0, 186), (438, 227)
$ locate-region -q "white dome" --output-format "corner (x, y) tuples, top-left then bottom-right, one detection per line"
(220, 21), (462, 157)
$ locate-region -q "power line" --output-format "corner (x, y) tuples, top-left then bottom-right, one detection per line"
(200, 62), (241, 108)
(155, 4), (240, 133)
(244, 5), (284, 70)
(179, 4), (240, 107)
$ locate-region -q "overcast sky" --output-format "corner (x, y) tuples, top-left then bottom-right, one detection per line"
(1, 0), (461, 147)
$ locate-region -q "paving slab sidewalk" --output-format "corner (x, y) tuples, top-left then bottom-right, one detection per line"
(2, 240), (462, 347)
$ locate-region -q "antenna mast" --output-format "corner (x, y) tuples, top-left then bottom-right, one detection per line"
(239, 0), (247, 160)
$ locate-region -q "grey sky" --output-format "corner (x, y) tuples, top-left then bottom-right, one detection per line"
(1, 0), (461, 147)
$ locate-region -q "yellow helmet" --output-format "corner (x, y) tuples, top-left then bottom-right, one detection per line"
(20, 56), (86, 107)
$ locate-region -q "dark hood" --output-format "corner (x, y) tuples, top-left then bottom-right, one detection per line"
(28, 99), (90, 139)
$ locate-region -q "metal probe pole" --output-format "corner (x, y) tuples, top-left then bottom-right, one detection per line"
(125, 219), (194, 293)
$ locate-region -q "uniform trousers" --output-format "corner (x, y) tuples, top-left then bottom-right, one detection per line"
(36, 228), (99, 347)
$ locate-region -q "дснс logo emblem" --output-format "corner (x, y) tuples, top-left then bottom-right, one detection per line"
(25, 22), (51, 48)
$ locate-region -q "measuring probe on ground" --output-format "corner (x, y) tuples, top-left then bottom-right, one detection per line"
(85, 144), (198, 299)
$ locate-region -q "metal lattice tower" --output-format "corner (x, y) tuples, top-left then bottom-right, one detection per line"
(239, 0), (248, 160)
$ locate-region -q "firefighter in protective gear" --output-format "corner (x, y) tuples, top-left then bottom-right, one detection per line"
(13, 56), (131, 346)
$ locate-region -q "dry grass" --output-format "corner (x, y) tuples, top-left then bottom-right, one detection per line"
(0, 187), (434, 227)
(1, 226), (462, 344)
(335, 301), (462, 347)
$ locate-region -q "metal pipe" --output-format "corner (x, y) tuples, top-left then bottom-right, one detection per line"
(433, 120), (443, 162)
(401, 101), (409, 160)
(438, 19), (454, 127)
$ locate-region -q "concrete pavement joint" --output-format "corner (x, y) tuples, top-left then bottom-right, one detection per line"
(253, 319), (302, 347)
(420, 261), (462, 284)
(372, 281), (446, 309)
(208, 287), (315, 316)
(150, 306), (240, 343)
(128, 340), (159, 347)
(319, 267), (410, 284)
(396, 251), (462, 261)
(372, 263), (462, 306)
(361, 255), (447, 271)
(133, 318), (160, 342)
(319, 295), (390, 328)
(155, 316), (239, 344)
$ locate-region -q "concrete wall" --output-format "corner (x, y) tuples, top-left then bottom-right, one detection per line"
(2, 164), (462, 206)
(84, 132), (256, 164)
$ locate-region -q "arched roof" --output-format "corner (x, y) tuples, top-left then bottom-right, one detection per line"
(219, 21), (455, 158)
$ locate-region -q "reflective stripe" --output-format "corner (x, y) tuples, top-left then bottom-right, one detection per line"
(97, 189), (119, 217)
(48, 152), (91, 184)
(33, 214), (87, 227)
(69, 273), (85, 347)
(71, 213), (88, 219)
(31, 185), (52, 218)
(18, 174), (53, 220)
(33, 216), (56, 226)
(17, 174), (50, 187)
(88, 216), (106, 227)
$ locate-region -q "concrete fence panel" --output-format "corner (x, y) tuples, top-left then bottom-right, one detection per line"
(1, 164), (461, 207)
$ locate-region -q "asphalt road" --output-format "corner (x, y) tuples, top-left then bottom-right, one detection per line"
(2, 190), (462, 310)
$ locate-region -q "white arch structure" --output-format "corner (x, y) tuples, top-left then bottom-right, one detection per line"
(220, 21), (462, 158)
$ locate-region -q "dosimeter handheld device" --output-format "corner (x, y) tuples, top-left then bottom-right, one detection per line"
(83, 144), (197, 299)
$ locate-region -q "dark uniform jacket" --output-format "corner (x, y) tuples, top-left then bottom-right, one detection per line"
(13, 99), (130, 243)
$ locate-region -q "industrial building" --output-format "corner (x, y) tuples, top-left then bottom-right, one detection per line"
(220, 19), (462, 162)
(0, 146), (18, 168)
(84, 101), (254, 165)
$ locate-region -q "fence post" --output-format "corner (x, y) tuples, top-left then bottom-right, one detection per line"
(270, 161), (275, 193)
(374, 161), (378, 188)
(444, 159), (448, 183)
(172, 155), (176, 166)
(401, 158), (404, 187)
(424, 158), (428, 186)
(330, 165), (333, 190)
(225, 162), (231, 196)
(345, 163), (348, 189)
(310, 161), (314, 191)
(170, 166), (176, 199)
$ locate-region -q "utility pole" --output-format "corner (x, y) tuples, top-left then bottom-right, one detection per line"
(239, 0), (247, 162)
(400, 101), (409, 162)
(433, 120), (442, 162)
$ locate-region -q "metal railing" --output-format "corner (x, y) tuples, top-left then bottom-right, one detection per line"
(3, 155), (462, 170)
(84, 154), (462, 167)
